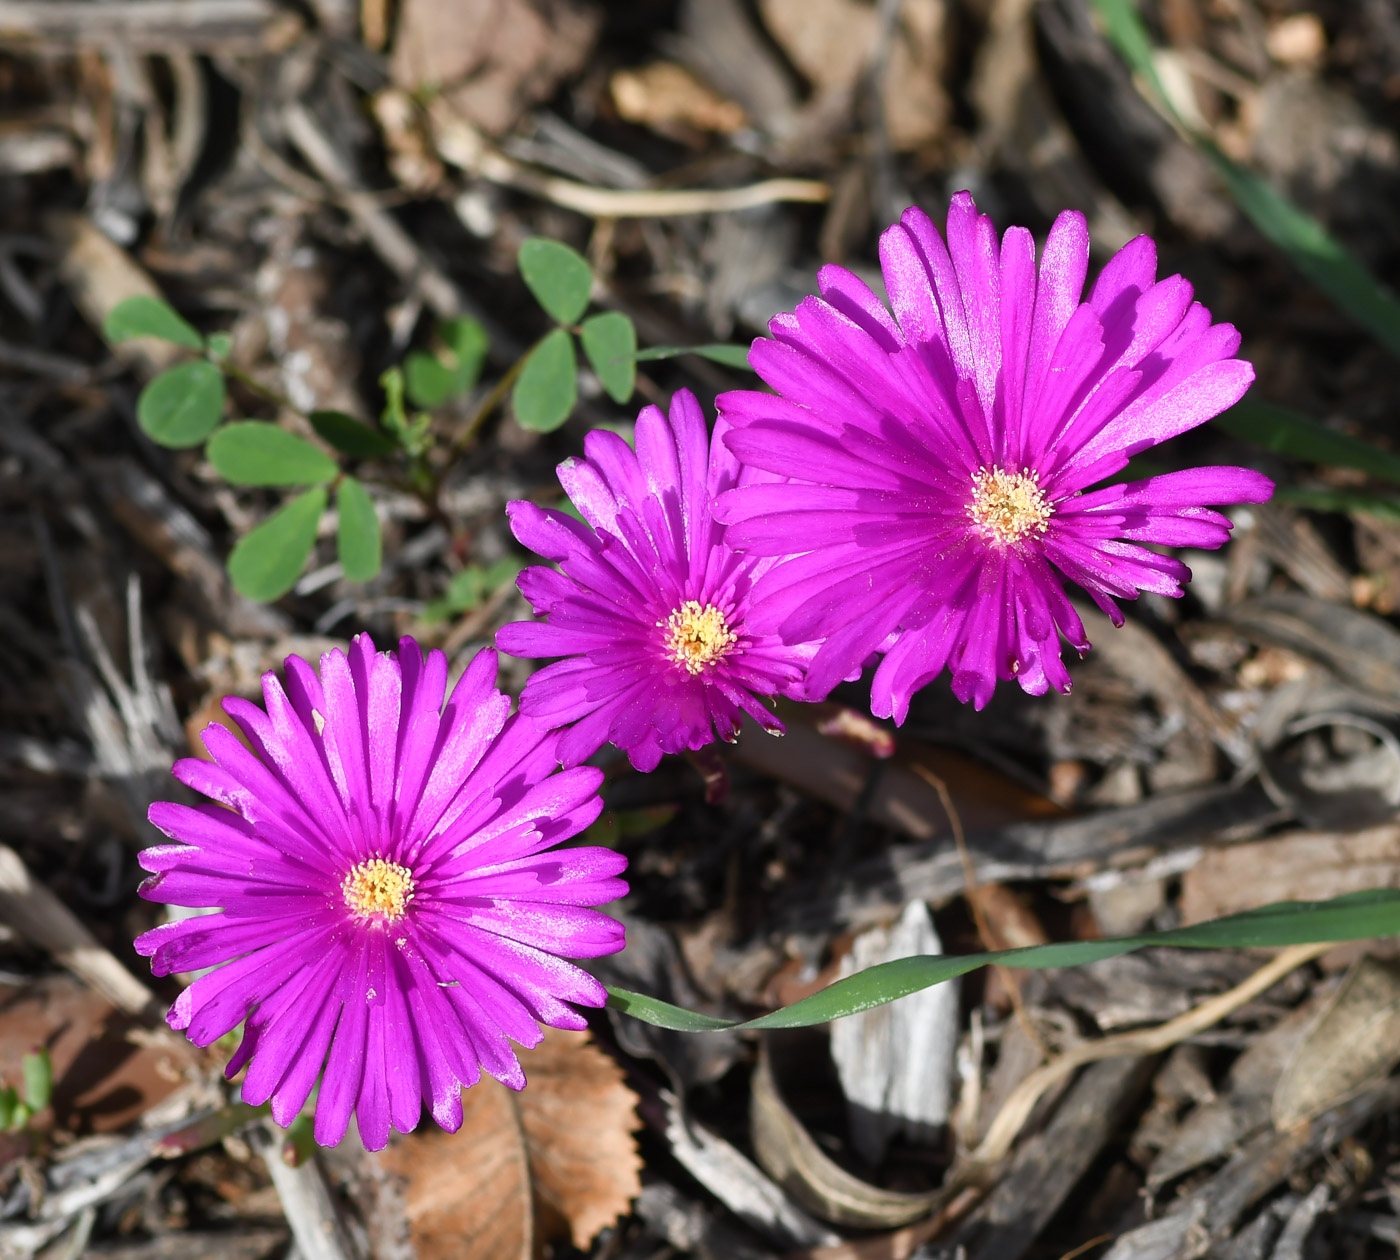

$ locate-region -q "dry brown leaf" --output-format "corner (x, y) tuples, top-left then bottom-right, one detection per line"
(374, 1028), (641, 1256)
(759, 0), (877, 95)
(1272, 955), (1400, 1129)
(611, 62), (747, 136)
(0, 974), (196, 1134)
(758, 0), (947, 150)
(390, 0), (600, 137)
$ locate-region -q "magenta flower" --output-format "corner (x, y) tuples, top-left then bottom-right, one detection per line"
(134, 636), (627, 1151)
(496, 388), (813, 772)
(715, 193), (1273, 720)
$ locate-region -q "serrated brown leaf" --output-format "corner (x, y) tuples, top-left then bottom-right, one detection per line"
(373, 1028), (641, 1257)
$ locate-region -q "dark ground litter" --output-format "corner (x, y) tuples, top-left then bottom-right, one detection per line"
(6, 0), (1400, 1257)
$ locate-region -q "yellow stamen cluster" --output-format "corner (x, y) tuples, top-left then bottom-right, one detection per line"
(342, 858), (415, 923)
(968, 466), (1053, 545)
(661, 600), (736, 675)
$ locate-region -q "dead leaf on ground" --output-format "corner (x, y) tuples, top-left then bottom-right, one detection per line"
(0, 974), (196, 1134)
(372, 1028), (641, 1257)
(751, 1045), (941, 1229)
(759, 0), (948, 150)
(611, 62), (747, 136)
(390, 0), (601, 137)
(1272, 955), (1400, 1129)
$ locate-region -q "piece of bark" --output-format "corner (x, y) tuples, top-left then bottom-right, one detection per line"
(969, 0), (1139, 252)
(662, 1094), (839, 1249)
(1035, 0), (1237, 240)
(251, 1122), (358, 1260)
(1180, 824), (1400, 925)
(282, 99), (486, 327)
(1226, 594), (1400, 703)
(1147, 986), (1330, 1190)
(0, 843), (159, 1019)
(0, 0), (300, 51)
(1102, 1078), (1400, 1260)
(954, 1056), (1155, 1260)
(775, 780), (1286, 936)
(634, 1183), (776, 1260)
(828, 902), (959, 1164)
(85, 1230), (291, 1259)
(46, 212), (180, 377)
(1271, 956), (1400, 1129)
(87, 457), (289, 640)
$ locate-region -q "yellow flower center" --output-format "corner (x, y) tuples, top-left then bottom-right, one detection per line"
(968, 466), (1053, 545)
(661, 600), (736, 675)
(342, 858), (415, 923)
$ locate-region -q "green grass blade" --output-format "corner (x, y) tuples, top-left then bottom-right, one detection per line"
(1216, 400), (1400, 485)
(1202, 148), (1400, 361)
(1088, 0), (1400, 362)
(1277, 486), (1400, 525)
(608, 890), (1400, 1031)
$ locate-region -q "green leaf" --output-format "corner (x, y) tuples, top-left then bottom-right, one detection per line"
(309, 410), (398, 459)
(207, 422), (338, 487)
(408, 315), (490, 408)
(632, 343), (755, 369)
(282, 1114), (317, 1167)
(512, 328), (577, 432)
(1277, 486), (1400, 525)
(0, 1088), (15, 1132)
(1085, 0), (1171, 106)
(206, 331), (232, 360)
(421, 557), (524, 623)
(517, 238), (593, 325)
(1088, 0), (1400, 362)
(609, 889), (1400, 1032)
(405, 351), (458, 409)
(1216, 401), (1400, 485)
(580, 312), (637, 403)
(336, 477), (381, 582)
(227, 487), (327, 601)
(103, 295), (203, 351)
(440, 316), (488, 393)
(20, 1049), (50, 1112)
(137, 361), (226, 448)
(379, 366), (433, 457)
(1203, 149), (1400, 362)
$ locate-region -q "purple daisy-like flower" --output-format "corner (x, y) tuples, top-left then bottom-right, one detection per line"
(496, 388), (812, 772)
(134, 635), (627, 1151)
(715, 193), (1273, 719)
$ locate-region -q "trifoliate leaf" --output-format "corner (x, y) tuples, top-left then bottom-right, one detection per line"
(518, 238), (593, 325)
(309, 410), (399, 459)
(103, 295), (204, 351)
(227, 487), (327, 601)
(137, 361), (225, 447)
(336, 477), (381, 582)
(579, 312), (637, 404)
(207, 422), (338, 487)
(512, 328), (577, 432)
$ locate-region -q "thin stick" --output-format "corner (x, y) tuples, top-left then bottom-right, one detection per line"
(803, 942), (1330, 1259)
(0, 843), (160, 1019)
(970, 940), (1330, 1168)
(428, 99), (829, 219)
(445, 348), (531, 457)
(913, 764), (1046, 1058)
